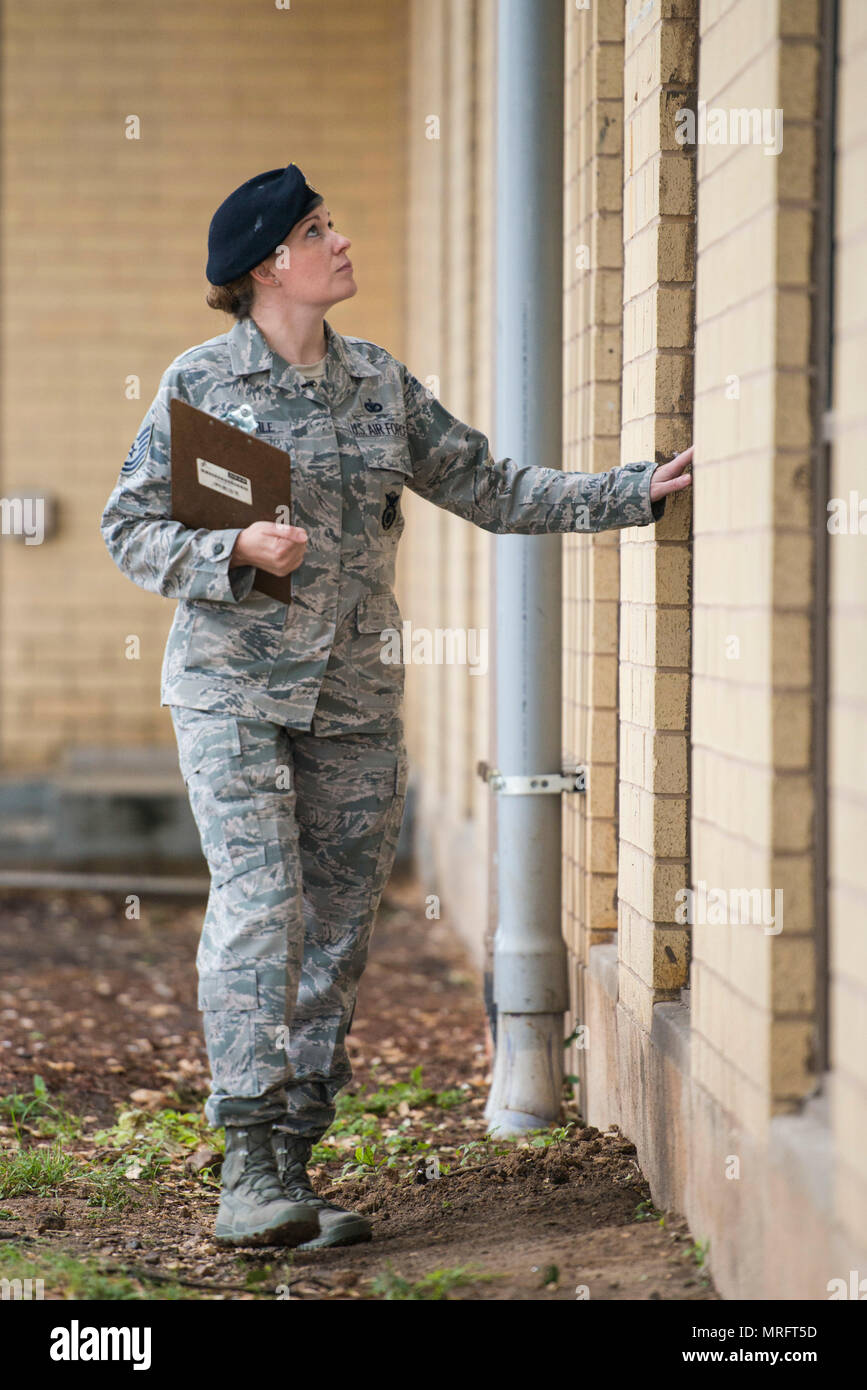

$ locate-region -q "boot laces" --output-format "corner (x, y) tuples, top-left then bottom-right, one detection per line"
(278, 1138), (344, 1213)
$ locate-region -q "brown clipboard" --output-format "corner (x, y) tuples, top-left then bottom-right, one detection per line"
(170, 398), (293, 604)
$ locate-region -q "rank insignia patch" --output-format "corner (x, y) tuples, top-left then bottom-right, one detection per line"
(121, 420), (153, 477)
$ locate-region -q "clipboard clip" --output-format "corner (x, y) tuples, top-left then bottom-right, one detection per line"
(224, 404), (258, 434)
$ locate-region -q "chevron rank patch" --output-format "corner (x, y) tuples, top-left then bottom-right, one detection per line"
(121, 420), (153, 477)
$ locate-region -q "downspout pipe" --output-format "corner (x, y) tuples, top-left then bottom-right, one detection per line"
(485, 0), (568, 1138)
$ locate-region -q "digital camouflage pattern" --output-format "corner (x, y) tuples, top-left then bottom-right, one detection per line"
(170, 702), (407, 1133)
(100, 314), (666, 734)
(100, 314), (665, 1134)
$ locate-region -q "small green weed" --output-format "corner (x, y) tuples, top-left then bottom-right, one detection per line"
(330, 1066), (468, 1128)
(93, 1107), (222, 1182)
(370, 1262), (496, 1301)
(634, 1198), (665, 1224)
(0, 1144), (81, 1199)
(526, 1122), (575, 1149)
(689, 1237), (710, 1269)
(0, 1075), (81, 1141)
(0, 1242), (189, 1300)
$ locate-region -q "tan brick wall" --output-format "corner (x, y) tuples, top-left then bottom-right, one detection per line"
(400, 0), (495, 959)
(400, 0), (447, 810)
(562, 0), (627, 1086)
(691, 0), (821, 1133)
(441, 0), (479, 828)
(617, 0), (695, 1032)
(829, 0), (867, 1254)
(0, 0), (407, 770)
(400, 0), (866, 1286)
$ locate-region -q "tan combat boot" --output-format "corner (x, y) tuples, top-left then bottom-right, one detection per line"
(272, 1131), (372, 1249)
(214, 1122), (321, 1248)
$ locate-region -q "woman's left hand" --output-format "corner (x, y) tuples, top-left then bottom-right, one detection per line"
(649, 444), (693, 503)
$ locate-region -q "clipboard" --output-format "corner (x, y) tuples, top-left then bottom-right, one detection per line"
(170, 398), (293, 604)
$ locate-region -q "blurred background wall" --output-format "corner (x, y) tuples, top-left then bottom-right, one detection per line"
(0, 0), (408, 770)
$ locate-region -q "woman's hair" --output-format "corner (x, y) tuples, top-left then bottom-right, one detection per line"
(205, 272), (256, 320)
(205, 194), (325, 320)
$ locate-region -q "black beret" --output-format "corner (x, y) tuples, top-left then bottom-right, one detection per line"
(206, 162), (321, 285)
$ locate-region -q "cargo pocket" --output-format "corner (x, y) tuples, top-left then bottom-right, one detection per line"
(353, 592), (405, 708)
(197, 965), (260, 1099)
(173, 711), (269, 888)
(355, 590), (402, 634)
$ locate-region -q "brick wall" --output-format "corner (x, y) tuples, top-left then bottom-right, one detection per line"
(562, 0), (628, 1088)
(691, 0), (821, 1133)
(0, 0), (407, 769)
(399, 0), (495, 963)
(617, 0), (695, 1032)
(402, 0), (867, 1295)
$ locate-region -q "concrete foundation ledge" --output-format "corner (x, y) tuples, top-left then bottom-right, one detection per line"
(583, 941), (866, 1300)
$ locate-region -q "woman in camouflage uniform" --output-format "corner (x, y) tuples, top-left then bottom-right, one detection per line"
(100, 162), (692, 1250)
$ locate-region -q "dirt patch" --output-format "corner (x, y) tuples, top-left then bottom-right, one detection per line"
(0, 874), (717, 1301)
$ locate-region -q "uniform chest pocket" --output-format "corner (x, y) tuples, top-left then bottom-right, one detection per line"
(351, 591), (405, 706)
(355, 439), (413, 541)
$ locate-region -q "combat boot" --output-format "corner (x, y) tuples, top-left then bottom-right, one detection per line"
(272, 1131), (372, 1249)
(214, 1122), (321, 1247)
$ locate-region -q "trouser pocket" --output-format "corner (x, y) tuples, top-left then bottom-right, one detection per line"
(198, 960), (296, 1100)
(171, 708), (271, 888)
(198, 965), (261, 1099)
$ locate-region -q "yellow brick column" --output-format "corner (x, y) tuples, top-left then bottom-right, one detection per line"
(562, 0), (628, 1088)
(691, 1), (822, 1135)
(617, 0), (695, 1030)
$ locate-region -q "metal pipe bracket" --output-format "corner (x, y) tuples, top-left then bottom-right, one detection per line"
(476, 761), (586, 794)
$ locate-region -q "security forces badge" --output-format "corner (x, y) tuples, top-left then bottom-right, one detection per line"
(381, 490), (400, 531)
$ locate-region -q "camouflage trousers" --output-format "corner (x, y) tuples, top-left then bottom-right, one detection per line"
(169, 705), (409, 1138)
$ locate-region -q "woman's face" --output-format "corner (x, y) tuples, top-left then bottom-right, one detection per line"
(269, 203), (357, 309)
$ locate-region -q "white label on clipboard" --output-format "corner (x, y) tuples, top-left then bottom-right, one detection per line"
(196, 457), (253, 505)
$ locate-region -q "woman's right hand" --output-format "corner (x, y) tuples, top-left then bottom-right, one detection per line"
(230, 521), (308, 576)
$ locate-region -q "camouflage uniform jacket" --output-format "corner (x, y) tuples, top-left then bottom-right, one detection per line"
(100, 315), (666, 733)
